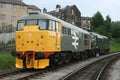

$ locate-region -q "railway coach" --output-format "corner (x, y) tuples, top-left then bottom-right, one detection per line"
(11, 12), (91, 69)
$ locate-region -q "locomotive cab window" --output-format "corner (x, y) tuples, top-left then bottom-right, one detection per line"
(49, 20), (59, 32)
(17, 20), (25, 31)
(26, 20), (37, 25)
(17, 19), (59, 31)
(38, 20), (49, 30)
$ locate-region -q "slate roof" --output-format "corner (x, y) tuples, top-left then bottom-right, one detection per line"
(0, 0), (26, 5)
(0, 0), (41, 10)
(48, 5), (79, 14)
(27, 5), (41, 10)
(81, 17), (92, 20)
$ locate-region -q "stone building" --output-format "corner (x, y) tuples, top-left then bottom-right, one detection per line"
(81, 17), (92, 30)
(0, 0), (41, 31)
(48, 5), (81, 28)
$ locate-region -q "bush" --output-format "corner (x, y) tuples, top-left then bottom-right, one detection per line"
(110, 38), (120, 52)
(0, 52), (15, 71)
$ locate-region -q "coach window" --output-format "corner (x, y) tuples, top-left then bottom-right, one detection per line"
(63, 27), (66, 34)
(84, 34), (89, 45)
(62, 26), (64, 33)
(17, 20), (25, 31)
(65, 28), (68, 34)
(68, 28), (71, 35)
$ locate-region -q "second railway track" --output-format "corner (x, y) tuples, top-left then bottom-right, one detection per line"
(60, 52), (120, 80)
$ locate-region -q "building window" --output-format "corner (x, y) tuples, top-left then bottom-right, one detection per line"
(82, 20), (86, 24)
(11, 5), (16, 10)
(61, 14), (64, 20)
(0, 14), (6, 20)
(88, 20), (91, 24)
(0, 3), (6, 8)
(72, 20), (75, 24)
(72, 9), (74, 15)
(11, 16), (16, 21)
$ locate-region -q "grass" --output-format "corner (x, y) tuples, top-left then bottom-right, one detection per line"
(0, 52), (15, 71)
(110, 39), (120, 52)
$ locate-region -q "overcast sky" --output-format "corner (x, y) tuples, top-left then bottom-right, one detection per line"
(23, 0), (120, 21)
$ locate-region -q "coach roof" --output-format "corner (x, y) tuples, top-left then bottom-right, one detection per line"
(91, 32), (108, 39)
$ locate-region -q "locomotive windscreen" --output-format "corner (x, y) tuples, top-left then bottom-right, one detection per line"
(17, 19), (49, 31)
(17, 19), (58, 32)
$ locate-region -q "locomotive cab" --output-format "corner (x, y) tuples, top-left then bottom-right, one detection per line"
(13, 13), (61, 69)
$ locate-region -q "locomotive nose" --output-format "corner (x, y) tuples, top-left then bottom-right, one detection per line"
(15, 25), (47, 51)
(16, 32), (46, 51)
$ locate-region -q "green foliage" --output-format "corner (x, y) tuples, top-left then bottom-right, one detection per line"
(91, 11), (104, 30)
(0, 41), (5, 46)
(111, 22), (120, 38)
(7, 39), (15, 44)
(104, 15), (112, 33)
(91, 11), (120, 52)
(110, 38), (120, 52)
(0, 52), (15, 71)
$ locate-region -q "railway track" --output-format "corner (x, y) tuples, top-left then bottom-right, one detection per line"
(0, 68), (49, 80)
(60, 52), (120, 80)
(0, 52), (120, 80)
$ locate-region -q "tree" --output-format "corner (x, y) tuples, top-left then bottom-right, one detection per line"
(111, 22), (120, 38)
(105, 15), (111, 32)
(91, 11), (104, 30)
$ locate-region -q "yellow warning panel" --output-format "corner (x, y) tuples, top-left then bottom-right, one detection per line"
(34, 59), (49, 69)
(16, 58), (23, 68)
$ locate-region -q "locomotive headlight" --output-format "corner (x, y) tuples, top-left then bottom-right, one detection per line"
(36, 43), (39, 46)
(28, 33), (32, 37)
(42, 48), (44, 51)
(18, 35), (21, 39)
(41, 36), (43, 39)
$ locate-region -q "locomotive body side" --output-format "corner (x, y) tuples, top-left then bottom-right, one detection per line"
(60, 19), (90, 52)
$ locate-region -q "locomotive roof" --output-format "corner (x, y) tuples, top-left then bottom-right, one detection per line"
(91, 32), (108, 39)
(19, 12), (89, 34)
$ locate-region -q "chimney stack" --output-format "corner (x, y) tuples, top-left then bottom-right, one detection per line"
(43, 8), (47, 13)
(56, 5), (61, 12)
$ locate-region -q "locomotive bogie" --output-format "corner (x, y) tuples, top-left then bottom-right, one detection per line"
(16, 57), (49, 69)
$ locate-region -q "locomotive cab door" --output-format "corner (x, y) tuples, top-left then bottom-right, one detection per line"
(49, 20), (61, 51)
(56, 22), (61, 51)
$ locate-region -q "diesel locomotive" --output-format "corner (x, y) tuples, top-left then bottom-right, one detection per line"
(11, 12), (109, 69)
